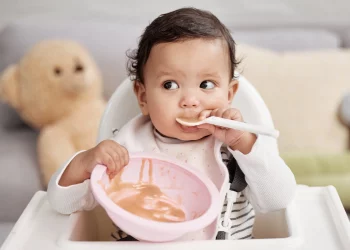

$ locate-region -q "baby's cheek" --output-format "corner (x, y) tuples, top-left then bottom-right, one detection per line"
(205, 97), (229, 110)
(150, 110), (171, 128)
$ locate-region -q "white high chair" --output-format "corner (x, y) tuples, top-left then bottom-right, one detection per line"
(1, 76), (350, 250)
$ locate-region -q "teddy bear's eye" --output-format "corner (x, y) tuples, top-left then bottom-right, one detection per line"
(54, 67), (62, 76)
(75, 64), (84, 73)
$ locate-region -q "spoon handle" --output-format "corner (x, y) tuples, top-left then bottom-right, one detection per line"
(205, 116), (279, 138)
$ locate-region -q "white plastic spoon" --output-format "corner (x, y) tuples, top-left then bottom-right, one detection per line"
(176, 117), (279, 138)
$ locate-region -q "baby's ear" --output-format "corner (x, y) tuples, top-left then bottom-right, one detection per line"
(133, 81), (149, 115)
(0, 65), (20, 109)
(228, 79), (239, 103)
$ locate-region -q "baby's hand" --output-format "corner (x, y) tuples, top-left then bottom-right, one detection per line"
(59, 140), (129, 186)
(198, 108), (257, 154)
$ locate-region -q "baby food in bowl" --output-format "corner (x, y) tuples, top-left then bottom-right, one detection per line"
(90, 152), (220, 242)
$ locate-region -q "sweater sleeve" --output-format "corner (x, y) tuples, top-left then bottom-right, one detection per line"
(228, 135), (297, 213)
(47, 150), (98, 214)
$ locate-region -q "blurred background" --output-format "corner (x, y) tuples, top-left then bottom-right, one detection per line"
(1, 0), (350, 246)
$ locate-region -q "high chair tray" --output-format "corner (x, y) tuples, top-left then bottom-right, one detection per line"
(1, 186), (350, 250)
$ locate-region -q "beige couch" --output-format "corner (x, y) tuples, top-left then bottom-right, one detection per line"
(235, 45), (350, 208)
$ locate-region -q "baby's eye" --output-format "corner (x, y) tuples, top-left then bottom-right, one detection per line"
(163, 81), (179, 90)
(200, 80), (215, 89)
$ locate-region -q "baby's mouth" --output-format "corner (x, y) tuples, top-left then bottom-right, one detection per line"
(176, 117), (200, 133)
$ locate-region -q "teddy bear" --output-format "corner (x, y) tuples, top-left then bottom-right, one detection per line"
(0, 40), (106, 186)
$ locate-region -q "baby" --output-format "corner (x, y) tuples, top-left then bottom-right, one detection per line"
(48, 7), (296, 241)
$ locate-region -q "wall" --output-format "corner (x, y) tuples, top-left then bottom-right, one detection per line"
(1, 0), (350, 31)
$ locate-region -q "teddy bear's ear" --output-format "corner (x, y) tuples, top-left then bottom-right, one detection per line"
(0, 64), (20, 109)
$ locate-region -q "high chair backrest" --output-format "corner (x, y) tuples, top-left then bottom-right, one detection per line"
(97, 76), (279, 153)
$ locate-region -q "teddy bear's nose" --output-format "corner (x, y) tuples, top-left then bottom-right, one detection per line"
(75, 64), (84, 73)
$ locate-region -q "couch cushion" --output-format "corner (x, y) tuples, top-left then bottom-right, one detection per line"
(0, 104), (24, 129)
(236, 44), (350, 153)
(0, 126), (42, 222)
(343, 29), (350, 48)
(233, 29), (341, 52)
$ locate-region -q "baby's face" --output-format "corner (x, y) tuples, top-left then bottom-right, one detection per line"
(135, 38), (237, 141)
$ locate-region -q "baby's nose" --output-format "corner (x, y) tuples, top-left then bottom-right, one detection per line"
(180, 96), (199, 108)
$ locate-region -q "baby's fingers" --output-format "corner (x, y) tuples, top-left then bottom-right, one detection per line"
(211, 108), (227, 118)
(198, 110), (213, 120)
(103, 153), (116, 176)
(115, 146), (129, 169)
(119, 146), (130, 167)
(222, 108), (242, 121)
(109, 147), (130, 178)
(106, 141), (127, 165)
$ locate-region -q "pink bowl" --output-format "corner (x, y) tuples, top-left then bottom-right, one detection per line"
(90, 152), (220, 242)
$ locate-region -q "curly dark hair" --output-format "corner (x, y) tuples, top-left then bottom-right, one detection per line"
(127, 7), (239, 83)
